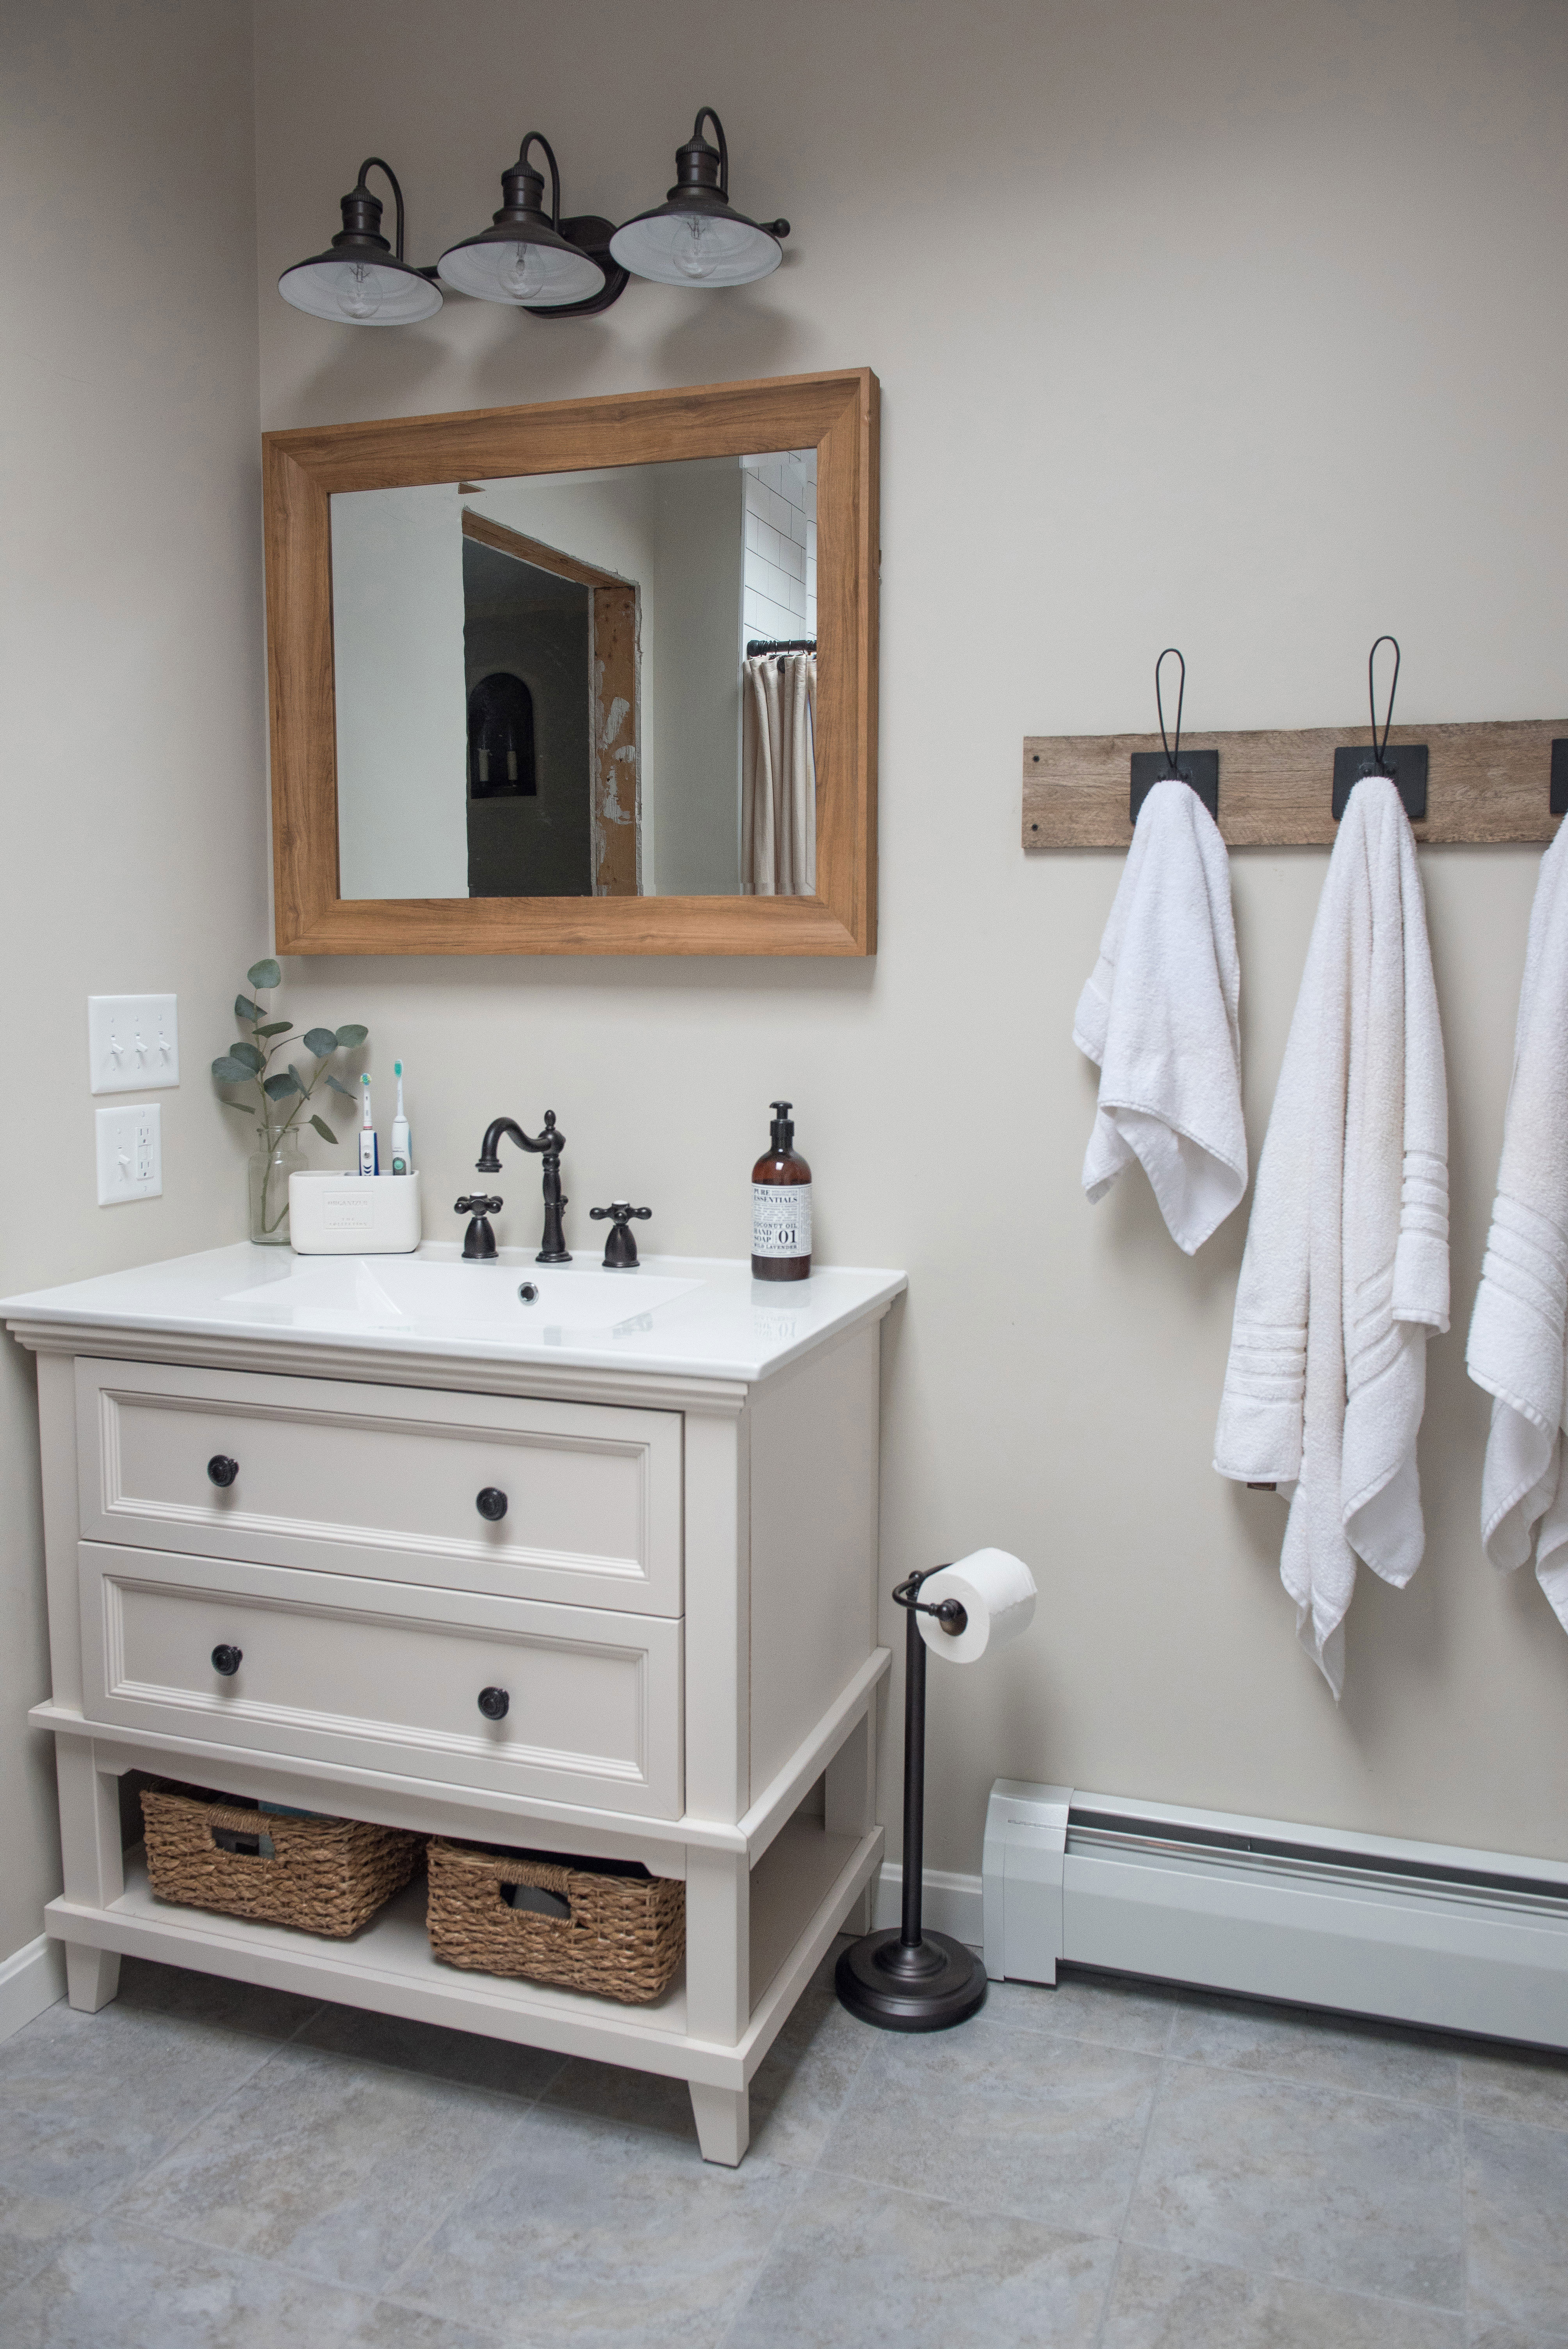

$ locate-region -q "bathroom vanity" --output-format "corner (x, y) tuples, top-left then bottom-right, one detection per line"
(3, 1245), (904, 2164)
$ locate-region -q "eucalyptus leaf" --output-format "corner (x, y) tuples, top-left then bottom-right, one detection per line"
(334, 1023), (369, 1049)
(218, 1098), (252, 1114)
(227, 1039), (264, 1073)
(247, 958), (282, 991)
(310, 1114), (338, 1145)
(325, 1073), (355, 1099)
(263, 1070), (303, 1100)
(211, 1055), (258, 1085)
(302, 1027), (339, 1057)
(233, 995), (261, 1023)
(257, 1020), (292, 1037)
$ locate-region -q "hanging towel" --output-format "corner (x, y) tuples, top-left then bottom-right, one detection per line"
(1466, 822), (1568, 1634)
(1073, 777), (1246, 1255)
(742, 652), (816, 896)
(1214, 774), (1449, 1697)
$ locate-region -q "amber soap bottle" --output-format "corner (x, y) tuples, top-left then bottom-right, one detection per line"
(751, 1100), (812, 1281)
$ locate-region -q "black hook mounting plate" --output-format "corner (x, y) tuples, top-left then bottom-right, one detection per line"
(1332, 744), (1428, 823)
(1130, 751), (1219, 825)
(1550, 740), (1568, 818)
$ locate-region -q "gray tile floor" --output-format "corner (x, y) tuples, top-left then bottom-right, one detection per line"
(1, 1941), (1566, 2346)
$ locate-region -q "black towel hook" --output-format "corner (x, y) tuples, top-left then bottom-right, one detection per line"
(1155, 647), (1185, 780)
(1368, 635), (1401, 778)
(1130, 647), (1219, 823)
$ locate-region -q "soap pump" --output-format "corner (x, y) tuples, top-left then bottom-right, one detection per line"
(751, 1100), (811, 1281)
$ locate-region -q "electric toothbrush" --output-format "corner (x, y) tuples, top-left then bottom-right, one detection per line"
(359, 1073), (379, 1174)
(391, 1062), (411, 1176)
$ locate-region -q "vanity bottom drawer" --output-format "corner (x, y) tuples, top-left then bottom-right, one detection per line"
(79, 1545), (682, 1818)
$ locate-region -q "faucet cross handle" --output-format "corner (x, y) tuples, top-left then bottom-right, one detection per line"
(455, 1194), (505, 1262)
(589, 1201), (652, 1270)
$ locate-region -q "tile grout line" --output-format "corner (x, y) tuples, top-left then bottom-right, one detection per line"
(89, 2003), (327, 2221)
(1091, 2030), (1174, 2349)
(1458, 2052), (1472, 2337)
(707, 2163), (813, 2349)
(1155, 2041), (1465, 2114)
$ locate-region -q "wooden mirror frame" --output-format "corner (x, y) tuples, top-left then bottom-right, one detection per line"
(263, 368), (879, 956)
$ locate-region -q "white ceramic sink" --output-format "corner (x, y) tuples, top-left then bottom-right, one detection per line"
(1, 1242), (906, 1382)
(220, 1253), (704, 1339)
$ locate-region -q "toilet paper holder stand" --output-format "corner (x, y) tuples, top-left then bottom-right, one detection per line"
(834, 1567), (989, 2033)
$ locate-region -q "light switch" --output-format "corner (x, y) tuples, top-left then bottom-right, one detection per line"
(89, 995), (178, 1094)
(96, 1103), (162, 1205)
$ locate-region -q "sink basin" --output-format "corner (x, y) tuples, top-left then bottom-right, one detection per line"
(2, 1241), (907, 1382)
(220, 1254), (704, 1341)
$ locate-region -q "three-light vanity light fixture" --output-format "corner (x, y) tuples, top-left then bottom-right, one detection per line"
(278, 108), (789, 327)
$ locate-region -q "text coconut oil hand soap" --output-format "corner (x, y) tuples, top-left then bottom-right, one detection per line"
(752, 1100), (811, 1281)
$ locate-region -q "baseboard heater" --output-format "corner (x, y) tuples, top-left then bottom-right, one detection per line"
(983, 1780), (1568, 2050)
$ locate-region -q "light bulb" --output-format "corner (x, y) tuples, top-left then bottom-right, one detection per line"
(337, 261), (384, 322)
(498, 242), (546, 300)
(675, 217), (716, 281)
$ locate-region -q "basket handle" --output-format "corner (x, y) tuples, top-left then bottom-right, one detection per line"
(494, 1857), (575, 1917)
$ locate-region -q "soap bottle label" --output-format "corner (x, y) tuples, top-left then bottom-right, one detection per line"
(752, 1184), (811, 1259)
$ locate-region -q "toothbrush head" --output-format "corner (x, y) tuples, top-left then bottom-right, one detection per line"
(394, 1060), (402, 1077)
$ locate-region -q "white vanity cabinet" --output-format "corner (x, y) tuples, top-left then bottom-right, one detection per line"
(4, 1246), (904, 2165)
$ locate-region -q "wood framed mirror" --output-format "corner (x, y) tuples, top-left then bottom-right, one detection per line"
(263, 368), (878, 955)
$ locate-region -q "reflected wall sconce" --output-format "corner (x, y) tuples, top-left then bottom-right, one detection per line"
(280, 109), (787, 327)
(277, 159), (443, 326)
(609, 108), (789, 287)
(437, 134), (624, 317)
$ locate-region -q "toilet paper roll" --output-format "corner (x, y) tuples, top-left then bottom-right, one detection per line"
(916, 1548), (1036, 1665)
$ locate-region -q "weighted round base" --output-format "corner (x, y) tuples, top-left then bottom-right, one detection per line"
(834, 1928), (988, 2032)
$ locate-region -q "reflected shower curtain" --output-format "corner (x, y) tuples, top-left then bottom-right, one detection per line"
(742, 652), (816, 895)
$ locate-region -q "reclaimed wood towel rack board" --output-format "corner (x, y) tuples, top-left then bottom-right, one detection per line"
(1022, 720), (1567, 850)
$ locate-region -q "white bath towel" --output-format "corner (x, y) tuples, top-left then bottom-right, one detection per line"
(1214, 775), (1449, 1697)
(1467, 822), (1568, 1634)
(1073, 778), (1245, 1255)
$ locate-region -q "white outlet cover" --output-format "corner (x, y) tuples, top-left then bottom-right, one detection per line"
(89, 994), (178, 1094)
(96, 1103), (162, 1205)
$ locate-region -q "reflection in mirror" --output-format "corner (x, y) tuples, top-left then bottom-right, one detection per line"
(331, 449), (818, 902)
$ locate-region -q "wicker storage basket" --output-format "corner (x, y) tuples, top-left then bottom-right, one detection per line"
(426, 1840), (684, 2004)
(140, 1785), (421, 1938)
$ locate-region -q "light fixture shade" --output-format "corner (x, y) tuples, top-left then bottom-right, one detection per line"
(438, 136), (606, 308)
(610, 109), (788, 289)
(278, 160), (443, 326)
(279, 255), (443, 325)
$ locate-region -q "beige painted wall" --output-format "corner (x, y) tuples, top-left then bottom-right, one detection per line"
(0, 2), (267, 1958)
(251, 0), (1568, 1874)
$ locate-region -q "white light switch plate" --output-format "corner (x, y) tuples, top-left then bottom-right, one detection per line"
(96, 1103), (162, 1204)
(88, 994), (178, 1094)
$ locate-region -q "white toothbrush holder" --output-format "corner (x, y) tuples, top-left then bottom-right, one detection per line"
(288, 1171), (422, 1255)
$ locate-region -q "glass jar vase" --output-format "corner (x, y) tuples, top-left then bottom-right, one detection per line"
(248, 1128), (305, 1246)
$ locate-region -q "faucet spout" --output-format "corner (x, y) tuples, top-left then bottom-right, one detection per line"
(473, 1112), (570, 1263)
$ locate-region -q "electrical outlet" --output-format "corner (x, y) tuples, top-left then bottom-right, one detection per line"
(96, 1103), (162, 1205)
(89, 994), (178, 1094)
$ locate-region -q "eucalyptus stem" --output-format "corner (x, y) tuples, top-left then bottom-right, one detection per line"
(211, 959), (369, 1235)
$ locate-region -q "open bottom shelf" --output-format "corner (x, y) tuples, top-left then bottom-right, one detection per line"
(46, 1821), (884, 2092)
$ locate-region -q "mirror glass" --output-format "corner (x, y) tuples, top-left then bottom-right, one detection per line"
(331, 449), (818, 901)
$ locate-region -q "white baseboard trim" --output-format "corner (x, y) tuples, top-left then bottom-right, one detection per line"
(0, 1934), (66, 2042)
(872, 1862), (984, 1946)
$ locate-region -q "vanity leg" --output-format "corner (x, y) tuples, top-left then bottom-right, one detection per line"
(689, 2082), (750, 2167)
(825, 1709), (877, 1934)
(55, 1742), (125, 2013)
(64, 1944), (120, 2014)
(683, 1846), (750, 2165)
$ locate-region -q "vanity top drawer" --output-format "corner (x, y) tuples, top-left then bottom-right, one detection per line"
(75, 1358), (681, 1616)
(80, 1543), (682, 1818)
